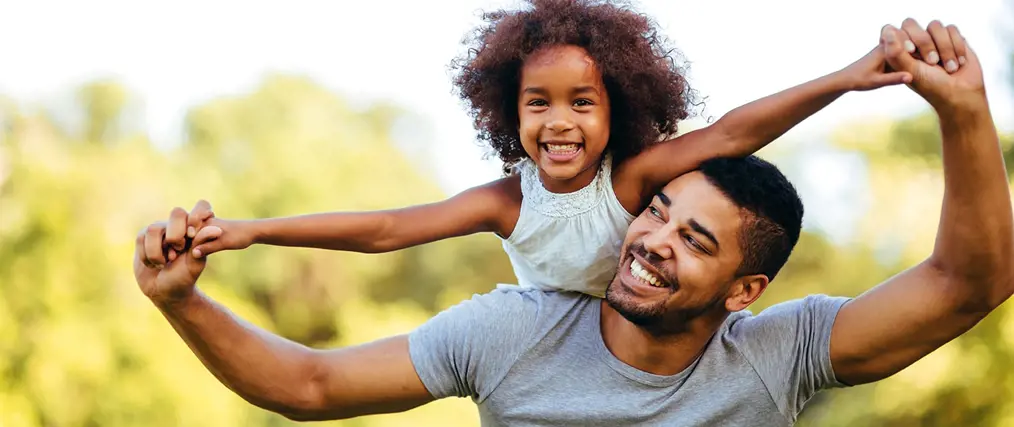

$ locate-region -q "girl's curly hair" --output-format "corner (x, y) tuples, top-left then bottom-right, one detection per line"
(452, 0), (697, 168)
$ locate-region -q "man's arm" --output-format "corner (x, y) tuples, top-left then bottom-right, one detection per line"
(829, 21), (1014, 386)
(613, 46), (912, 211)
(157, 290), (433, 421)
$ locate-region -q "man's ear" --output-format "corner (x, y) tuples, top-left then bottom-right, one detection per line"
(725, 274), (769, 312)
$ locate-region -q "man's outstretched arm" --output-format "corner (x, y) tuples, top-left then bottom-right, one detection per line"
(156, 291), (432, 421)
(829, 20), (1014, 386)
(136, 203), (434, 421)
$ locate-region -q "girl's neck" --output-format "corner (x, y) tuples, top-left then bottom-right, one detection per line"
(537, 161), (602, 194)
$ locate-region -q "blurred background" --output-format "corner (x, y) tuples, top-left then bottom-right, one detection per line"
(1, 0), (1013, 425)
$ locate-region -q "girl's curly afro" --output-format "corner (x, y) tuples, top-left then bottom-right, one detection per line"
(452, 0), (697, 168)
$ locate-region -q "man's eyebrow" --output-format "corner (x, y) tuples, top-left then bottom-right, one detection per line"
(654, 192), (671, 207)
(688, 218), (719, 250)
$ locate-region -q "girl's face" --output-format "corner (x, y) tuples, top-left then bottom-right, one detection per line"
(517, 44), (611, 193)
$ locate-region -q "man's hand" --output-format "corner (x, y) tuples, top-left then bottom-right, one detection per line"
(829, 18), (1011, 386)
(134, 200), (223, 306)
(880, 19), (984, 111)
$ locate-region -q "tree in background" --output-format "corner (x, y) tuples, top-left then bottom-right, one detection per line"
(1, 13), (1013, 422)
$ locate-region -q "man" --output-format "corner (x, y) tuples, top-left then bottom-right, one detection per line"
(134, 21), (1011, 426)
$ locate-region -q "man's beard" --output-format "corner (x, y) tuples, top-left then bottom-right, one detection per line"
(606, 283), (724, 336)
(605, 243), (726, 336)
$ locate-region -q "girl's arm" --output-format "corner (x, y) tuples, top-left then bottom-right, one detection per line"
(613, 46), (915, 211)
(190, 176), (522, 257)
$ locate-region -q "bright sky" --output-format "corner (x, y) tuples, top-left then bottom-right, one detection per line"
(2, 0), (1011, 237)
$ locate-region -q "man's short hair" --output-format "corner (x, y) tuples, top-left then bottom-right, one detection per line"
(698, 156), (804, 281)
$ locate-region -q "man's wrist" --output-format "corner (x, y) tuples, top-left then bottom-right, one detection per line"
(934, 93), (992, 129)
(153, 286), (203, 314)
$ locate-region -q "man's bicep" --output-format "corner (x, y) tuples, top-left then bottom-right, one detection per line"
(830, 262), (985, 386)
(301, 335), (434, 421)
(296, 290), (539, 421)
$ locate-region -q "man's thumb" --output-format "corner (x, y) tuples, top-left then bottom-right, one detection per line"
(183, 248), (207, 279)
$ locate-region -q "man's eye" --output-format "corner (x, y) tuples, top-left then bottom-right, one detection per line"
(648, 206), (662, 218)
(685, 235), (709, 254)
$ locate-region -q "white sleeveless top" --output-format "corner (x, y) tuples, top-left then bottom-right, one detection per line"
(500, 155), (636, 297)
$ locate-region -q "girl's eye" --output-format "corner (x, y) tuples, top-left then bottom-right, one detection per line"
(574, 99), (593, 107)
(528, 99), (548, 107)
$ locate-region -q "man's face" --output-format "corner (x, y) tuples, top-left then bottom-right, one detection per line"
(605, 172), (765, 334)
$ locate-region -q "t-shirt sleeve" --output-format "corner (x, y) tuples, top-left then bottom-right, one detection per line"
(407, 288), (541, 402)
(726, 294), (852, 419)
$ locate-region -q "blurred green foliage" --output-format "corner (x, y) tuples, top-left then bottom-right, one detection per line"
(2, 11), (1013, 423)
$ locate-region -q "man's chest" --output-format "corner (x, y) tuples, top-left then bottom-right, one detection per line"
(478, 358), (790, 427)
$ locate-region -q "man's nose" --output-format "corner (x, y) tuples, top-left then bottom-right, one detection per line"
(641, 226), (675, 261)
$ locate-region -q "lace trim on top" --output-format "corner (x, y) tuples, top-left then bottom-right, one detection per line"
(516, 156), (610, 218)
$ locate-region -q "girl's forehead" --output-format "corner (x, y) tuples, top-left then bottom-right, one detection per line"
(521, 45), (603, 84)
(525, 45), (597, 68)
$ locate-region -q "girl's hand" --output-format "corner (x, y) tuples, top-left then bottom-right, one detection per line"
(161, 200), (256, 260)
(839, 45), (915, 92)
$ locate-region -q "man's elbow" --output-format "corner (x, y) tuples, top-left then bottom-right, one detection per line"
(927, 256), (1014, 313)
(273, 388), (351, 422)
(271, 360), (351, 422)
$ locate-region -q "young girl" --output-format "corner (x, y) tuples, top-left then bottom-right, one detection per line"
(178, 0), (913, 296)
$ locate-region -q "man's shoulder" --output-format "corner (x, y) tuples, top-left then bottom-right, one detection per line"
(726, 294), (852, 327)
(429, 287), (594, 330)
(721, 294), (852, 349)
(407, 288), (597, 400)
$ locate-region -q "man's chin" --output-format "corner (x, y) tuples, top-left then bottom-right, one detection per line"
(605, 280), (667, 327)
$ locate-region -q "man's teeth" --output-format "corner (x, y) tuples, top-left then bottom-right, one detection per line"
(630, 259), (664, 287)
(546, 143), (579, 154)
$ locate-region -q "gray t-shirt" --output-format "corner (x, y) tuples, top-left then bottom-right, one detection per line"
(408, 288), (851, 426)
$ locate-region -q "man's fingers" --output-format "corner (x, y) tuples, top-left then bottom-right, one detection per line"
(136, 227), (155, 269)
(948, 25), (968, 66)
(901, 18), (937, 65)
(926, 20), (957, 73)
(191, 225), (224, 258)
(165, 207), (188, 251)
(188, 199), (215, 238)
(143, 222), (167, 268)
(881, 25), (919, 73)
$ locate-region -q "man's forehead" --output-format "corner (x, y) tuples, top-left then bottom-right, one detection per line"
(659, 172), (742, 227)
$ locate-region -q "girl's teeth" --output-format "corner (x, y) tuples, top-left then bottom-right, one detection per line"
(546, 144), (579, 153)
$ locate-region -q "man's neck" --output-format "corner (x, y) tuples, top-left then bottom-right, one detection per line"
(599, 300), (726, 376)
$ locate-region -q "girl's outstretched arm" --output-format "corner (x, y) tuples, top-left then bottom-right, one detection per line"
(612, 46), (918, 212)
(186, 176), (521, 258)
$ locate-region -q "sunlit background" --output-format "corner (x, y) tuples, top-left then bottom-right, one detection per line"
(2, 0), (1013, 426)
